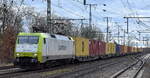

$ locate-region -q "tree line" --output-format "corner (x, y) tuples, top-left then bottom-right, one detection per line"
(0, 0), (104, 64)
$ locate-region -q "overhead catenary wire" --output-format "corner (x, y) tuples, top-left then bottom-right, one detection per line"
(58, 0), (117, 24)
(119, 0), (150, 45)
(52, 3), (85, 18)
(131, 0), (150, 30)
(122, 0), (150, 30)
(52, 1), (103, 22)
(55, 0), (106, 29)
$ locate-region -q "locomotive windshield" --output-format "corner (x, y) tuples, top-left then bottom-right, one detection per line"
(18, 36), (39, 44)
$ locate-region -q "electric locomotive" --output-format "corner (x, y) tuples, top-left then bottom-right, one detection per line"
(14, 33), (74, 68)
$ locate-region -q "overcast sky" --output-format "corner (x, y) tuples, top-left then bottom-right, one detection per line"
(23, 0), (150, 30)
(22, 0), (150, 46)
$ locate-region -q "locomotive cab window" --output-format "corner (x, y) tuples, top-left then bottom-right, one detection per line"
(18, 36), (39, 44)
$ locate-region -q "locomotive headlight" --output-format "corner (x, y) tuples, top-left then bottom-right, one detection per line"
(34, 53), (37, 56)
(16, 53), (19, 56)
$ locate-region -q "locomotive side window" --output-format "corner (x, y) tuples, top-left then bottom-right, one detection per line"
(44, 38), (46, 44)
(68, 37), (71, 40)
(51, 35), (56, 38)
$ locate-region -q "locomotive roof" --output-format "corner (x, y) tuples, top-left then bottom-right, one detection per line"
(18, 32), (73, 41)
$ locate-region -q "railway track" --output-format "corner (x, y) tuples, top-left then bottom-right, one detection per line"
(46, 55), (137, 78)
(0, 65), (14, 70)
(0, 54), (142, 78)
(0, 63), (71, 78)
(111, 54), (150, 78)
(0, 59), (99, 78)
(0, 67), (27, 78)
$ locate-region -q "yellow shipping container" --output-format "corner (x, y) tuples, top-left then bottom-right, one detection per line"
(133, 47), (135, 52)
(105, 43), (109, 54)
(73, 37), (89, 56)
(137, 48), (140, 52)
(106, 43), (116, 54)
(141, 48), (143, 52)
(133, 47), (137, 52)
(131, 47), (133, 52)
(124, 46), (128, 53)
(140, 48), (143, 52)
(132, 47), (135, 52)
(135, 47), (138, 52)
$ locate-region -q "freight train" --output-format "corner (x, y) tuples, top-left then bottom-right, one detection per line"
(14, 33), (143, 68)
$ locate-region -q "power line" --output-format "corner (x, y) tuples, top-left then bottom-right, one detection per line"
(52, 3), (85, 18)
(52, 1), (104, 30)
(83, 0), (97, 28)
(71, 0), (105, 21)
(70, 0), (104, 22)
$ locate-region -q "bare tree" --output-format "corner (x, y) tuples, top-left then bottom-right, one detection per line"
(0, 0), (24, 63)
(80, 26), (104, 40)
(30, 13), (74, 36)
